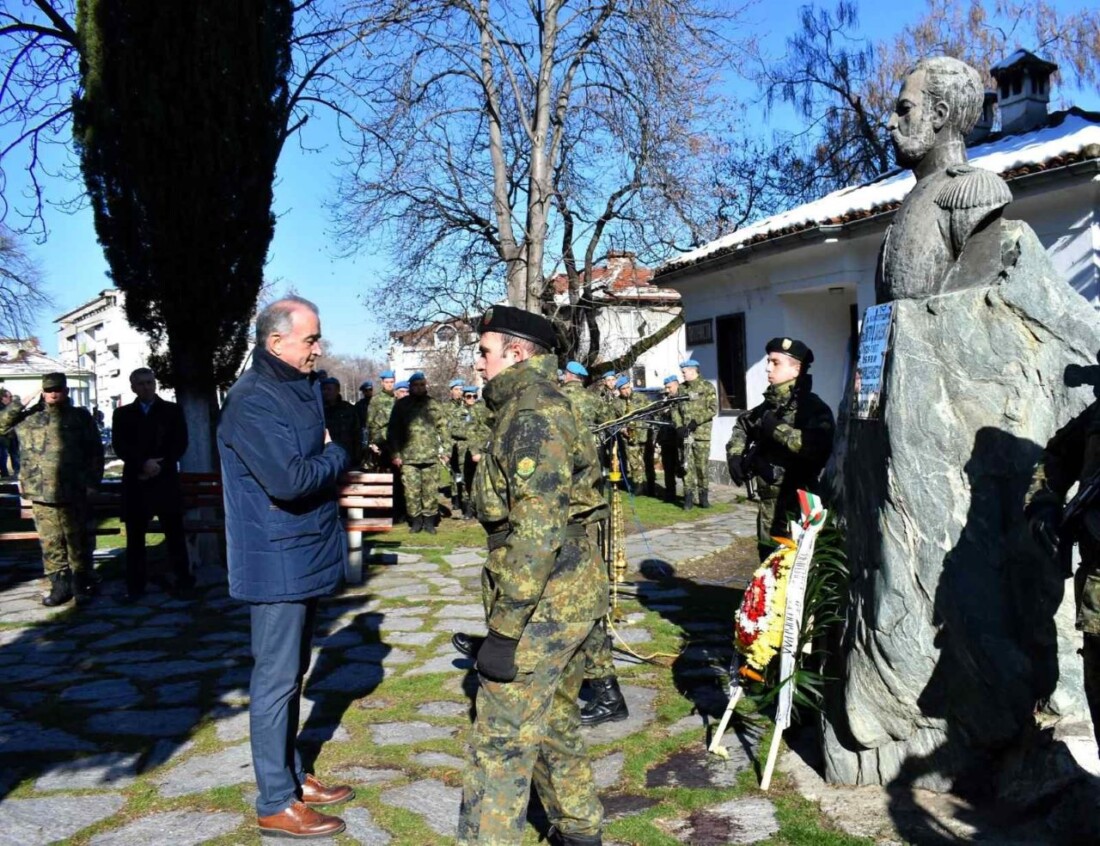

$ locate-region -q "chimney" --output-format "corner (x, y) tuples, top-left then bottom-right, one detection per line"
(966, 91), (998, 145)
(990, 50), (1058, 135)
(606, 251), (635, 271)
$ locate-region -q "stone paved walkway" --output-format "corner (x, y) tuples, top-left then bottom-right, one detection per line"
(0, 490), (782, 845)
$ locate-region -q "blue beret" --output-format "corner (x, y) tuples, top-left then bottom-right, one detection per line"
(359, 380), (373, 389)
(566, 361), (588, 377)
(601, 371), (616, 380)
(320, 377), (340, 386)
(379, 370), (395, 379)
(462, 386), (479, 395)
(663, 375), (680, 385)
(614, 375), (630, 389)
(449, 379), (464, 388)
(395, 380), (410, 390)
(679, 359), (700, 368)
(409, 372), (426, 382)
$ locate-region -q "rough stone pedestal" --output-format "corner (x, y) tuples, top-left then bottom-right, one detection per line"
(824, 221), (1100, 804)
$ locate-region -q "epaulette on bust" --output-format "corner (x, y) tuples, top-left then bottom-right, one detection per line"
(934, 165), (1012, 211)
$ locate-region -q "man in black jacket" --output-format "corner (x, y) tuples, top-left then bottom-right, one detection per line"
(112, 368), (193, 601)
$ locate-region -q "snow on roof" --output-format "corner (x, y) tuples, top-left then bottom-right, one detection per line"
(990, 49), (1056, 74)
(656, 110), (1100, 277)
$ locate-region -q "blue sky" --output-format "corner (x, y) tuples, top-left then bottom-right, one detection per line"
(10, 0), (1099, 358)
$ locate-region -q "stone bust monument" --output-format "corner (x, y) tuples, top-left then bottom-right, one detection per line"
(878, 56), (1013, 302)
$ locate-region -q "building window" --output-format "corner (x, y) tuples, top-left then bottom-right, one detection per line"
(715, 313), (747, 413)
(685, 319), (713, 346)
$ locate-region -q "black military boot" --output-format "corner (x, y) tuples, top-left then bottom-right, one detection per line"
(409, 515), (423, 533)
(699, 490), (711, 508)
(425, 515), (438, 535)
(580, 677), (629, 726)
(72, 569), (98, 602)
(42, 570), (74, 607)
(549, 826), (602, 845)
(451, 496), (462, 517)
(683, 491), (694, 511)
(463, 502), (475, 520)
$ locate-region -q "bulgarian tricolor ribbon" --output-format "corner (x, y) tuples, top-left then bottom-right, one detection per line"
(762, 490), (827, 790)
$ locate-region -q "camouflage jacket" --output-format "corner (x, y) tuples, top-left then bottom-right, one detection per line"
(459, 402), (492, 455)
(366, 391), (395, 448)
(673, 377), (718, 442)
(324, 399), (362, 467)
(0, 398), (104, 503)
(446, 398), (469, 443)
(473, 354), (610, 642)
(613, 393), (650, 444)
(726, 378), (835, 500)
(388, 394), (447, 464)
(560, 381), (604, 431)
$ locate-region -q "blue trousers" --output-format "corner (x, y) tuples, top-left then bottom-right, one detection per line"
(249, 598), (318, 816)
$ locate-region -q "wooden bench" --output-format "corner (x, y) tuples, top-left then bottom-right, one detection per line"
(338, 471), (394, 583)
(0, 472), (393, 582)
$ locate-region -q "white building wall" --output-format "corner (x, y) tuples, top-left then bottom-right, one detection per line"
(594, 305), (683, 387)
(668, 170), (1098, 469)
(56, 290), (173, 411)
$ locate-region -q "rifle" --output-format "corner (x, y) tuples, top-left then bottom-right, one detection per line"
(590, 395), (688, 445)
(1058, 469), (1100, 564)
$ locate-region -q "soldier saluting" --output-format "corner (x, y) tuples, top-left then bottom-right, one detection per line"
(458, 305), (608, 846)
(726, 338), (835, 560)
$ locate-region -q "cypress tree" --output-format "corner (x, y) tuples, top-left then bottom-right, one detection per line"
(74, 0), (292, 467)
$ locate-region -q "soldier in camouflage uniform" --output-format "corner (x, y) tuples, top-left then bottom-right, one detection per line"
(1026, 398), (1100, 748)
(388, 372), (447, 534)
(459, 305), (607, 846)
(560, 362), (604, 430)
(0, 372), (104, 606)
(654, 375), (681, 501)
(726, 339), (835, 560)
(460, 387), (491, 519)
(321, 378), (362, 468)
(445, 379), (469, 515)
(365, 371), (395, 468)
(672, 359), (717, 510)
(612, 376), (646, 490)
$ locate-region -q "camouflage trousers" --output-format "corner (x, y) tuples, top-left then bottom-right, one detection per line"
(582, 616), (615, 680)
(32, 500), (91, 576)
(621, 442), (645, 490)
(458, 619), (603, 845)
(683, 439), (710, 498)
(401, 462), (441, 518)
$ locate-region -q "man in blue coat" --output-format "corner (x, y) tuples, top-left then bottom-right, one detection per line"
(218, 296), (354, 839)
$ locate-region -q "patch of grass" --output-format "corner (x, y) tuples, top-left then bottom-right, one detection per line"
(620, 493), (735, 531)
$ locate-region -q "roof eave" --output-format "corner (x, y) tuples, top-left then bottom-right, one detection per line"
(656, 155), (1100, 285)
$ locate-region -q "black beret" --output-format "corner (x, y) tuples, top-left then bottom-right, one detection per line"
(765, 337), (814, 365)
(477, 305), (558, 352)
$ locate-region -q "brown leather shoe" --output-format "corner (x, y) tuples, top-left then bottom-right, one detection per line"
(257, 801), (345, 838)
(300, 773), (355, 807)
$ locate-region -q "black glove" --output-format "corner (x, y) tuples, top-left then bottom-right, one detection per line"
(676, 426), (692, 439)
(476, 630), (519, 682)
(759, 410), (781, 440)
(728, 455), (746, 486)
(1026, 502), (1061, 561)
